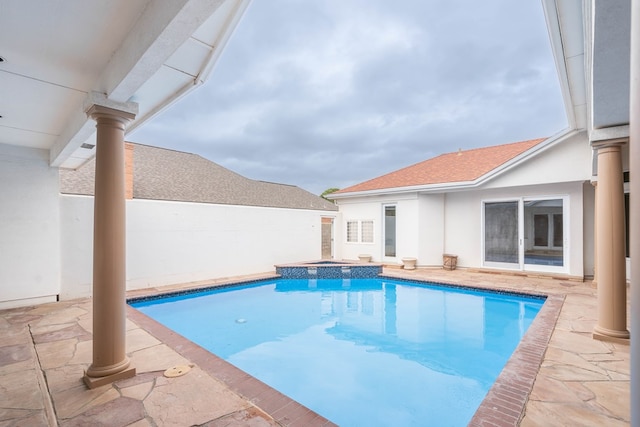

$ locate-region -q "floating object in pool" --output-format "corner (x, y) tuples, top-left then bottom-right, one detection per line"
(235, 318), (247, 323)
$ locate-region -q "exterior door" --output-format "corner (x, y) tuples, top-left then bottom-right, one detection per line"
(484, 201), (520, 268)
(383, 205), (397, 260)
(524, 199), (565, 269)
(321, 217), (333, 259)
(483, 197), (567, 272)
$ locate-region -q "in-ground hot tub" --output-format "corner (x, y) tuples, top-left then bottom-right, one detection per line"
(275, 260), (382, 279)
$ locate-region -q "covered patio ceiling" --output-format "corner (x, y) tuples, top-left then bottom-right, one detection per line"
(0, 0), (249, 169)
(542, 0), (630, 134)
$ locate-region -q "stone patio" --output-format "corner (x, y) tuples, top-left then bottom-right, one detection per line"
(0, 269), (630, 426)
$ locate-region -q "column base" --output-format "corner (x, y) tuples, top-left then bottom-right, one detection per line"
(83, 366), (136, 389)
(593, 325), (630, 344)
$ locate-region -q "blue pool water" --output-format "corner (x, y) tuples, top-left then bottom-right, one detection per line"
(131, 278), (544, 426)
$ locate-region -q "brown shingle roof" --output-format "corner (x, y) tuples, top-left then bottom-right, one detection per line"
(60, 143), (338, 211)
(335, 138), (547, 194)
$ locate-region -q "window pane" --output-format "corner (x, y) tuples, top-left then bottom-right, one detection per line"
(484, 202), (518, 264)
(347, 221), (358, 243)
(524, 199), (563, 266)
(534, 215), (549, 246)
(361, 220), (374, 243)
(553, 214), (563, 247)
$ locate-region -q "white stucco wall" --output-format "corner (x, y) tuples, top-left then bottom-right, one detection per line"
(337, 197), (383, 262)
(396, 197), (420, 261)
(336, 193), (422, 263)
(60, 195), (336, 299)
(0, 144), (60, 308)
(582, 181), (596, 278)
(484, 133), (591, 189)
(417, 194), (445, 266)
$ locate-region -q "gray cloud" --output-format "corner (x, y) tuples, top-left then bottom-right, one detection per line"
(131, 0), (567, 195)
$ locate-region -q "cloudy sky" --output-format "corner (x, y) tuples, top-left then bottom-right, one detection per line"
(130, 0), (567, 196)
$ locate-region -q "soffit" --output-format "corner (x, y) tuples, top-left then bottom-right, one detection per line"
(542, 0), (587, 130)
(590, 0), (631, 129)
(0, 0), (249, 168)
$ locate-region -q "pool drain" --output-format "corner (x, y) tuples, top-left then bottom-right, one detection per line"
(163, 364), (193, 378)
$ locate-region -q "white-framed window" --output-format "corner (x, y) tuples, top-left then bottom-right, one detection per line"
(346, 220), (374, 243)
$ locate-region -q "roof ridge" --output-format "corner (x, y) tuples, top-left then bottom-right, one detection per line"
(126, 141), (199, 156)
(442, 137), (547, 156)
(257, 180), (299, 188)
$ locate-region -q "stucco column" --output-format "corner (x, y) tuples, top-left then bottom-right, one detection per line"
(592, 141), (630, 342)
(629, 2), (640, 423)
(83, 96), (137, 389)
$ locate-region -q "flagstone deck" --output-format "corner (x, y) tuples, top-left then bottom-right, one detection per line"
(0, 269), (630, 426)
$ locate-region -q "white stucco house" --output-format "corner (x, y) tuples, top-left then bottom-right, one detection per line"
(329, 133), (604, 280)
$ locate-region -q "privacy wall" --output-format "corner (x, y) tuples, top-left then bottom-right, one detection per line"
(60, 195), (335, 299)
(0, 145), (61, 309)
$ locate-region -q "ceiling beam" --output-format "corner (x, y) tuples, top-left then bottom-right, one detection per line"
(50, 0), (226, 167)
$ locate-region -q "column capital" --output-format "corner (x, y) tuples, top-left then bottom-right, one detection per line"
(590, 125), (629, 148)
(591, 139), (627, 150)
(84, 91), (138, 123)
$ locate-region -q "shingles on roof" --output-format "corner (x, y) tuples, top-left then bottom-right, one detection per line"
(335, 138), (547, 194)
(60, 143), (338, 211)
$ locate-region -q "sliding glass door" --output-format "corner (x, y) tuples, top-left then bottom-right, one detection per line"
(523, 199), (564, 267)
(484, 201), (519, 266)
(483, 197), (567, 272)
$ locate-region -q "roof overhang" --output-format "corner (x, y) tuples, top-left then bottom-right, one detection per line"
(542, 0), (631, 134)
(0, 0), (250, 169)
(328, 129), (581, 200)
(541, 0), (587, 130)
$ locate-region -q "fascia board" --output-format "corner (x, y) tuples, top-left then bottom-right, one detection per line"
(542, 0), (577, 129)
(541, 0), (588, 131)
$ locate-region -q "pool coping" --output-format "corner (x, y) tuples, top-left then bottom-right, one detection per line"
(274, 259), (384, 267)
(126, 274), (564, 426)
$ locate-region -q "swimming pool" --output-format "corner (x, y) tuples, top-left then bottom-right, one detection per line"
(130, 278), (544, 426)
